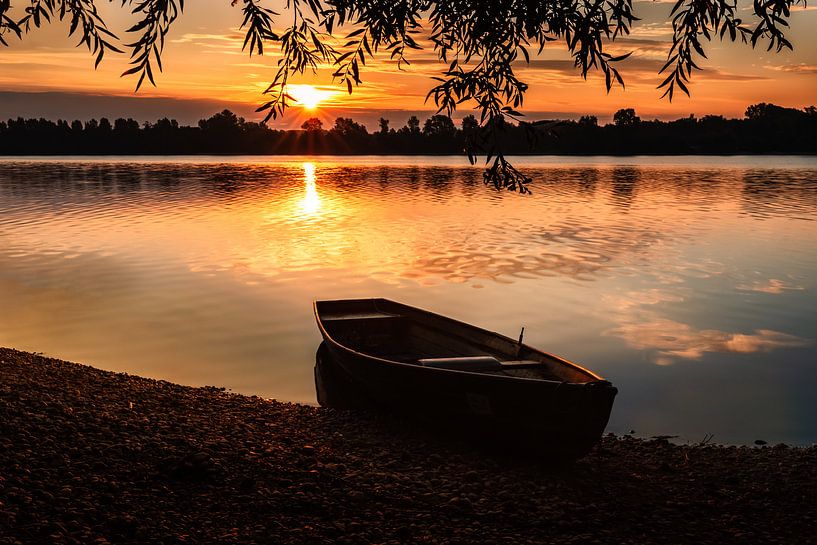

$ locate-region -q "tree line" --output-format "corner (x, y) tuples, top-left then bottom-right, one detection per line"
(0, 103), (815, 156)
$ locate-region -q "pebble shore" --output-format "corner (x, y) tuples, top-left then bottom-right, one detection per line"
(1, 347), (815, 544)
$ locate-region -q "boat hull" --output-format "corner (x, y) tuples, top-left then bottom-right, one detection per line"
(315, 339), (616, 459)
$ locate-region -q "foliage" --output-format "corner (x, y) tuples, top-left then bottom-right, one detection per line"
(198, 109), (244, 132)
(331, 116), (367, 136)
(422, 114), (457, 137)
(613, 108), (640, 127)
(404, 115), (421, 134)
(4, 0), (121, 63)
(745, 102), (807, 121)
(0, 0), (806, 189)
(2, 104), (815, 156)
(301, 117), (323, 131)
(579, 115), (598, 127)
(658, 0), (798, 100)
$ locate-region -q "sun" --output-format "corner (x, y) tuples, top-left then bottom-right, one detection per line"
(287, 85), (335, 110)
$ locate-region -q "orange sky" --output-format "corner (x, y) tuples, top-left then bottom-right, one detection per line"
(0, 0), (815, 127)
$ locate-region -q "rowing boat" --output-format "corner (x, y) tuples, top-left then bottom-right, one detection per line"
(314, 298), (617, 459)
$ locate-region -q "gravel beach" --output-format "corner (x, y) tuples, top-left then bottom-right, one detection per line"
(1, 347), (815, 544)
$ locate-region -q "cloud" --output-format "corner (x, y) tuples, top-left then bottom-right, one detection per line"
(697, 70), (771, 82)
(171, 33), (244, 44)
(436, 55), (772, 88)
(611, 37), (672, 57)
(766, 64), (817, 75)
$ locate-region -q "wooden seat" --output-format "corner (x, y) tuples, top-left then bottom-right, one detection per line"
(418, 356), (502, 371)
(500, 360), (542, 368)
(320, 312), (399, 321)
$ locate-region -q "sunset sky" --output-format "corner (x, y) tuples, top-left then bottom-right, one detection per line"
(1, 0), (815, 128)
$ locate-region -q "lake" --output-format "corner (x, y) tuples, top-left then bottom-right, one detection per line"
(1, 156), (815, 445)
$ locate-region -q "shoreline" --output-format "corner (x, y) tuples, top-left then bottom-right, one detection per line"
(2, 347), (815, 544)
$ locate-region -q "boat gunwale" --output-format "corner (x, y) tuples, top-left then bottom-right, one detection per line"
(313, 298), (609, 386)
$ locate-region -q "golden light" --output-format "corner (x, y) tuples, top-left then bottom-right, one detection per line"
(287, 85), (335, 110)
(299, 162), (321, 215)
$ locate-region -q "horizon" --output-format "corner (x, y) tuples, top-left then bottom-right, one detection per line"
(1, 94), (810, 130)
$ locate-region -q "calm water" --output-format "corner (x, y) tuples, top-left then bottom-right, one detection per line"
(1, 156), (816, 445)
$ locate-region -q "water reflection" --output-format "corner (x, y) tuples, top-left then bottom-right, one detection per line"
(602, 288), (810, 366)
(610, 167), (639, 208)
(736, 277), (805, 294)
(741, 169), (817, 220)
(609, 319), (809, 365)
(298, 162), (321, 216)
(1, 157), (816, 444)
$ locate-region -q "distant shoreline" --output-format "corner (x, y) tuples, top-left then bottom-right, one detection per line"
(2, 104), (816, 156)
(2, 346), (815, 543)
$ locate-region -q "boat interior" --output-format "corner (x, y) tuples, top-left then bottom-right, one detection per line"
(317, 299), (596, 383)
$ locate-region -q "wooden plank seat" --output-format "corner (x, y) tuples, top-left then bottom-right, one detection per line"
(500, 360), (544, 368)
(320, 312), (399, 321)
(418, 356), (503, 371)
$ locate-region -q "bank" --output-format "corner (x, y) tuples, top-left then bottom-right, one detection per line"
(1, 347), (814, 544)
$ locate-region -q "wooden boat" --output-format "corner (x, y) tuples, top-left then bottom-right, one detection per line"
(314, 298), (617, 459)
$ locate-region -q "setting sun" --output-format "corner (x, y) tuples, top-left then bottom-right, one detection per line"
(286, 85), (335, 110)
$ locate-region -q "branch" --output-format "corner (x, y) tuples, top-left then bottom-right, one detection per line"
(240, 0), (277, 56)
(659, 0), (752, 100)
(122, 0), (183, 90)
(255, 0), (337, 122)
(62, 0), (123, 68)
(12, 0), (120, 66)
(0, 0), (22, 46)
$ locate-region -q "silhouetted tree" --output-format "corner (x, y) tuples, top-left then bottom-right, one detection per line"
(378, 118), (390, 135)
(423, 115), (457, 137)
(198, 110), (243, 132)
(579, 115), (598, 127)
(114, 118), (140, 132)
(744, 102), (807, 122)
(405, 116), (421, 135)
(746, 103), (767, 120)
(461, 115), (479, 133)
(614, 109), (641, 127)
(153, 118), (179, 131)
(301, 118), (323, 131)
(331, 117), (367, 137)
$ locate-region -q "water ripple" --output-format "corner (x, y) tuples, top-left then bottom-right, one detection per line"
(2, 157), (817, 444)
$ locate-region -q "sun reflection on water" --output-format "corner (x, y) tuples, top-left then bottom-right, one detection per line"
(298, 162), (321, 216)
